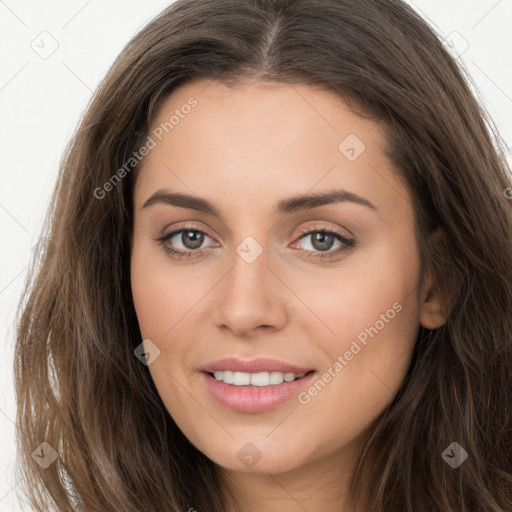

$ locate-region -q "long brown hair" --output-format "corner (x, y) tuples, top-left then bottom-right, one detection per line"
(14, 0), (512, 510)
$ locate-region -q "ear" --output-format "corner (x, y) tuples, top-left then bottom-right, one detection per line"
(419, 229), (457, 330)
(419, 277), (449, 329)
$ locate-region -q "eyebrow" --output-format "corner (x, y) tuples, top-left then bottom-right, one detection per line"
(142, 188), (377, 216)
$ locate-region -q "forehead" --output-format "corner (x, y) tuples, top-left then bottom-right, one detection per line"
(134, 79), (411, 225)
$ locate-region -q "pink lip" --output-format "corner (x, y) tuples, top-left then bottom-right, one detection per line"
(200, 357), (317, 413)
(200, 356), (314, 374)
(201, 372), (317, 413)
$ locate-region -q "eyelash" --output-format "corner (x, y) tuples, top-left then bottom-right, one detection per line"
(153, 224), (356, 262)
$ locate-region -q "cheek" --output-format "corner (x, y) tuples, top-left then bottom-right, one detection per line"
(130, 240), (209, 400)
(300, 243), (420, 365)
(295, 252), (419, 353)
(131, 267), (173, 340)
(130, 245), (198, 416)
(300, 250), (421, 432)
(130, 240), (198, 340)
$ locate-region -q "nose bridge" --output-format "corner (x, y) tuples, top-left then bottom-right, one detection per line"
(226, 234), (271, 306)
(211, 233), (287, 335)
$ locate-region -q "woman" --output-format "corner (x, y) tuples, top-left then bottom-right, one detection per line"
(14, 0), (512, 510)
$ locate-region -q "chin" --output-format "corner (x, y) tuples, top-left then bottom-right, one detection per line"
(196, 434), (312, 475)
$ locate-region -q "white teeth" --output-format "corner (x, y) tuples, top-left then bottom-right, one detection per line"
(269, 371), (285, 385)
(233, 371), (251, 385)
(250, 372), (270, 386)
(212, 370), (308, 386)
(214, 370), (226, 381)
(221, 370), (234, 384)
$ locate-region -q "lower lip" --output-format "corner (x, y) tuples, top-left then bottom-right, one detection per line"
(200, 371), (316, 413)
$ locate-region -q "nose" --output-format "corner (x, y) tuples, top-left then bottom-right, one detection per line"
(210, 247), (288, 338)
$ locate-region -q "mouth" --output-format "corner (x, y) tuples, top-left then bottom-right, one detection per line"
(204, 369), (316, 387)
(200, 368), (317, 413)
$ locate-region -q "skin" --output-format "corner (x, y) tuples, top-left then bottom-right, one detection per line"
(130, 78), (449, 512)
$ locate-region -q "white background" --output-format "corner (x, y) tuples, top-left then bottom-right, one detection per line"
(1, 1), (511, 510)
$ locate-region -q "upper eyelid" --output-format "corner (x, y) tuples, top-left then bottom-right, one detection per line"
(296, 223), (352, 238)
(160, 223), (217, 242)
(159, 224), (352, 247)
(160, 219), (352, 238)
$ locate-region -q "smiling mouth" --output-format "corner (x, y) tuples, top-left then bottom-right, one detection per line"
(206, 369), (316, 387)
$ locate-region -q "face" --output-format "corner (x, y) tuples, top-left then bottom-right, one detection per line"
(130, 78), (437, 479)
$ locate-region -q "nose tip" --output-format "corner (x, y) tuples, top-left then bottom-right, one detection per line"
(210, 257), (287, 337)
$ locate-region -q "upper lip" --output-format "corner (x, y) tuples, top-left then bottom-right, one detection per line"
(200, 357), (315, 374)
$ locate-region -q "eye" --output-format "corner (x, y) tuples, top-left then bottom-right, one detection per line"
(153, 227), (216, 259)
(153, 224), (356, 261)
(292, 226), (355, 261)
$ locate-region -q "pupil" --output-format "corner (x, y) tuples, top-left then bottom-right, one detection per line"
(183, 231), (204, 249)
(312, 232), (334, 251)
